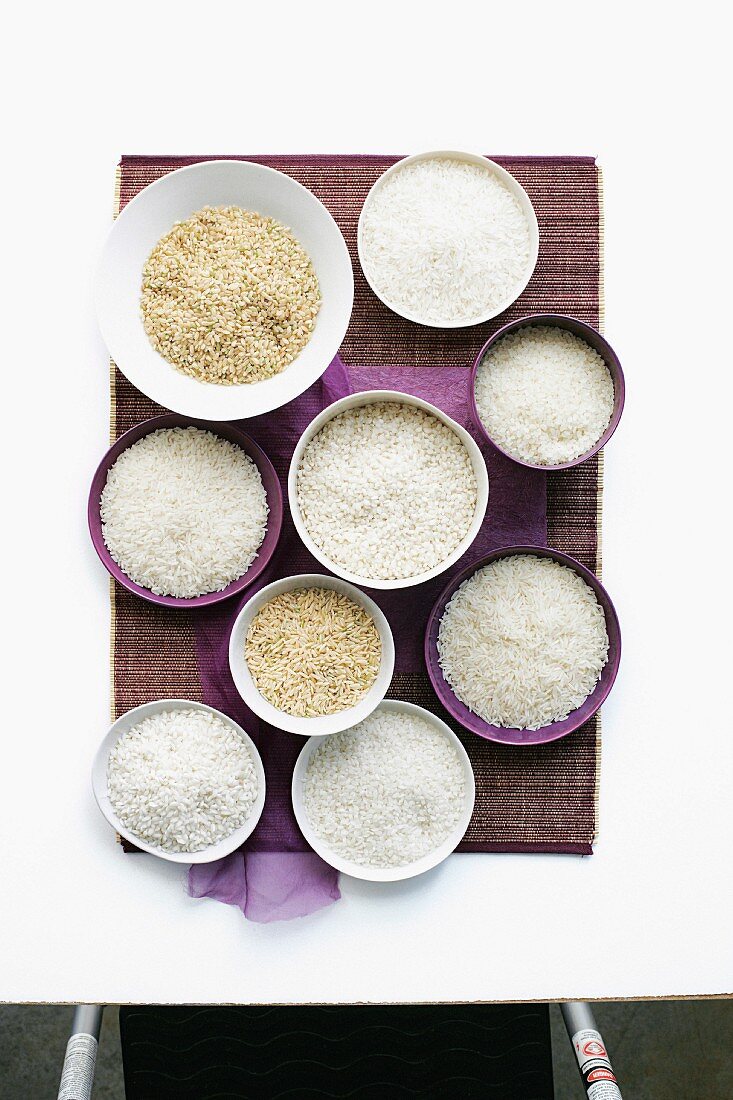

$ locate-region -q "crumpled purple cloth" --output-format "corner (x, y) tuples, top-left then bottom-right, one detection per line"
(187, 355), (545, 922)
(189, 851), (340, 923)
(187, 357), (351, 923)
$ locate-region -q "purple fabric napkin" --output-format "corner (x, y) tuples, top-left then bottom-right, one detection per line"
(187, 356), (545, 921)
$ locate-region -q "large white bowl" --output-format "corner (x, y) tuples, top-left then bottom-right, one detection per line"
(292, 700), (476, 882)
(288, 390), (490, 590)
(95, 159), (354, 420)
(229, 574), (395, 737)
(357, 149), (539, 328)
(92, 699), (266, 864)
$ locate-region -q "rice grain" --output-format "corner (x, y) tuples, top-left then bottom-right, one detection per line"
(141, 205), (321, 385)
(245, 587), (381, 717)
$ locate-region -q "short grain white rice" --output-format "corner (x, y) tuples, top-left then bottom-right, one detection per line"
(100, 427), (268, 599)
(474, 325), (615, 465)
(296, 402), (477, 581)
(304, 707), (466, 867)
(437, 554), (609, 730)
(360, 157), (532, 324)
(108, 708), (258, 853)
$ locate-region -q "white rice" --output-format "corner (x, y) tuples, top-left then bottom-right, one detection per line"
(360, 157), (532, 324)
(474, 325), (615, 465)
(437, 555), (609, 730)
(100, 427), (269, 598)
(108, 708), (259, 853)
(304, 707), (466, 868)
(296, 401), (477, 581)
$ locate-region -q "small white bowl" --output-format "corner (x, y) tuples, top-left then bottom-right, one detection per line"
(287, 390), (490, 590)
(357, 150), (539, 329)
(92, 699), (266, 864)
(291, 700), (476, 882)
(228, 574), (395, 737)
(95, 159), (354, 421)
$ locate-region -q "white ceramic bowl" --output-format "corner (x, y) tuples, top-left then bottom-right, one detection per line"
(95, 159), (354, 420)
(228, 573), (395, 737)
(291, 700), (476, 882)
(91, 699), (266, 864)
(357, 150), (539, 328)
(288, 390), (490, 590)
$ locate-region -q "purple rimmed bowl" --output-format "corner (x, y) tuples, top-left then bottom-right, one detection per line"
(424, 545), (621, 746)
(469, 313), (625, 472)
(88, 413), (283, 609)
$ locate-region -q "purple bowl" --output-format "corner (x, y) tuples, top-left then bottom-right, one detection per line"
(425, 545), (621, 746)
(88, 413), (283, 609)
(469, 313), (626, 472)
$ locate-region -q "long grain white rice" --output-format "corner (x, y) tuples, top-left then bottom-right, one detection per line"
(474, 325), (615, 465)
(360, 157), (532, 324)
(304, 707), (466, 868)
(437, 554), (609, 730)
(100, 427), (268, 598)
(296, 401), (477, 581)
(108, 708), (258, 853)
(244, 587), (381, 717)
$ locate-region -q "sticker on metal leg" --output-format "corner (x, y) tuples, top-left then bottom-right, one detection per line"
(571, 1027), (623, 1099)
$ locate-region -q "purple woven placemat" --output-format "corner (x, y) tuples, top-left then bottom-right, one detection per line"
(111, 154), (602, 855)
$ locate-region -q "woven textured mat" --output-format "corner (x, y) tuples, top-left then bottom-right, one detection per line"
(112, 154), (602, 854)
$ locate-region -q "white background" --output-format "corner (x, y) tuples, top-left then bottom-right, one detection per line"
(1, 2), (730, 1004)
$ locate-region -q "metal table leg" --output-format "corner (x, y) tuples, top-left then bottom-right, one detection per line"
(561, 1002), (623, 1097)
(57, 1005), (104, 1100)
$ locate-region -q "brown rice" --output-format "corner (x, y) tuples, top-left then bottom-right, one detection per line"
(244, 587), (381, 717)
(141, 205), (321, 385)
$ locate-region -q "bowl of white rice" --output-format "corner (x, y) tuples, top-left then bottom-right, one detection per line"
(88, 413), (283, 607)
(425, 546), (621, 745)
(92, 699), (266, 863)
(357, 151), (539, 328)
(95, 159), (354, 420)
(288, 391), (489, 590)
(229, 574), (395, 737)
(291, 700), (475, 881)
(470, 314), (625, 470)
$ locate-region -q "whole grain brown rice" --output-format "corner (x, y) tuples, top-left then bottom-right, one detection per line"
(140, 206), (321, 385)
(244, 587), (382, 717)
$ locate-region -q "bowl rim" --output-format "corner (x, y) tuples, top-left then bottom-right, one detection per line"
(286, 389), (490, 590)
(291, 699), (476, 882)
(424, 544), (621, 746)
(356, 149), (540, 329)
(469, 313), (626, 471)
(91, 698), (266, 864)
(88, 412), (284, 608)
(94, 158), (354, 421)
(228, 572), (396, 737)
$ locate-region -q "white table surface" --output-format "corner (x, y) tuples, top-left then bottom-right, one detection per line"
(1, 5), (730, 1005)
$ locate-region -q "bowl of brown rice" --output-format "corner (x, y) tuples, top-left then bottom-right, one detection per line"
(95, 159), (354, 421)
(228, 574), (395, 737)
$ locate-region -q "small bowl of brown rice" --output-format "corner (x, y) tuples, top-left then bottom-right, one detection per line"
(95, 159), (354, 421)
(228, 574), (395, 737)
